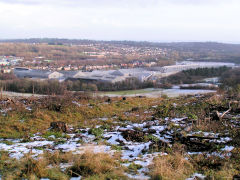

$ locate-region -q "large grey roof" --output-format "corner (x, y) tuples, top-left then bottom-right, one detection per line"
(110, 70), (124, 76)
(59, 71), (78, 78)
(14, 69), (62, 79)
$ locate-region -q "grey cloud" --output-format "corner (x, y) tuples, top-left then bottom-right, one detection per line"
(0, 0), (239, 42)
(0, 0), (234, 6)
(167, 0), (237, 6)
(0, 0), (157, 7)
(0, 0), (40, 5)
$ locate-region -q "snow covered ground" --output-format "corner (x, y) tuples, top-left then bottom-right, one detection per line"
(0, 115), (236, 179)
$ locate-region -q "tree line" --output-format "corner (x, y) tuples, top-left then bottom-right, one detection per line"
(220, 67), (240, 97)
(161, 66), (231, 85)
(0, 66), (235, 95)
(0, 77), (154, 95)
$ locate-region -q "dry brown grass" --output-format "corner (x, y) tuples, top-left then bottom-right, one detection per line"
(44, 151), (74, 166)
(67, 151), (127, 179)
(4, 154), (49, 179)
(149, 152), (194, 180)
(0, 96), (157, 139)
(192, 120), (227, 133)
(190, 153), (238, 179)
(1, 153), (69, 180)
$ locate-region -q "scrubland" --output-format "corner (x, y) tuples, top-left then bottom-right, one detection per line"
(0, 91), (239, 179)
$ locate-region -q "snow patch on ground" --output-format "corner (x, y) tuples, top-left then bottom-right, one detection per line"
(186, 173), (206, 180)
(0, 140), (54, 159)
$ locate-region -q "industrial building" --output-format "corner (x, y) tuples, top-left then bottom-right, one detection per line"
(13, 61), (235, 83)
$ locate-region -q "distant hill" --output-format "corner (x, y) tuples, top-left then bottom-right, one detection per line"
(1, 38), (240, 52)
(0, 38), (240, 64)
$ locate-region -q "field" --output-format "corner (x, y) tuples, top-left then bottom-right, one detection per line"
(100, 88), (216, 98)
(0, 92), (239, 179)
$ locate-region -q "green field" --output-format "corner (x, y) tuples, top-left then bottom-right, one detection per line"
(101, 88), (155, 96)
(99, 88), (216, 98)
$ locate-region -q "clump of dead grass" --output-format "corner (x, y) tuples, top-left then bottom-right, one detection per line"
(149, 152), (194, 180)
(191, 153), (238, 179)
(67, 151), (127, 179)
(1, 152), (69, 180)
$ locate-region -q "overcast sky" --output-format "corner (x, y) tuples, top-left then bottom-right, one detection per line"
(0, 0), (239, 42)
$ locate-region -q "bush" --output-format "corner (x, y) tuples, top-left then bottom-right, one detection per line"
(88, 127), (104, 138)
